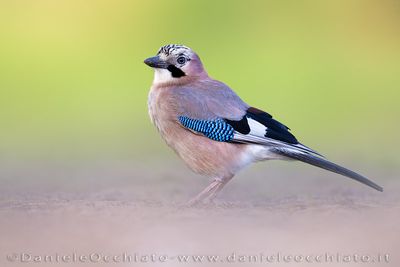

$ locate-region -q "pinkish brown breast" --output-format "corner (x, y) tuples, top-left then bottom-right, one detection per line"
(148, 85), (248, 178)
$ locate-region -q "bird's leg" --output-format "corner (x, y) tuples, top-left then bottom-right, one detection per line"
(187, 175), (233, 206)
(187, 179), (221, 206)
(203, 175), (233, 203)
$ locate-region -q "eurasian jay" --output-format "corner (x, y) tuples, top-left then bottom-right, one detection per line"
(144, 44), (382, 205)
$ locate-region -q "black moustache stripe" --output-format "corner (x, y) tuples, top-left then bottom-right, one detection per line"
(167, 65), (186, 78)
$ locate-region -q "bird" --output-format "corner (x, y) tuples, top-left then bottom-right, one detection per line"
(144, 44), (383, 205)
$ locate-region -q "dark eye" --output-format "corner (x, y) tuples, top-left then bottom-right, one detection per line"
(177, 56), (187, 65)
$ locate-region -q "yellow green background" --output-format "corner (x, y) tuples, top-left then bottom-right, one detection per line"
(0, 0), (399, 165)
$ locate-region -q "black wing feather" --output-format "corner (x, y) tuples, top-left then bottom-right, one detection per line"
(224, 116), (250, 134)
(246, 107), (298, 144)
(224, 107), (321, 155)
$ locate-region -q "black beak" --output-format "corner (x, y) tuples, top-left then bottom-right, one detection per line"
(144, 56), (168, 69)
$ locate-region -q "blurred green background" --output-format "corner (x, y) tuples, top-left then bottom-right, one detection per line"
(0, 0), (399, 165)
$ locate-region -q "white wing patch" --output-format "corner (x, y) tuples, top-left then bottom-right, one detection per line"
(247, 117), (267, 137)
(232, 117), (323, 157)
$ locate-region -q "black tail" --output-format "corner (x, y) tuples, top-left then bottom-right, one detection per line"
(272, 147), (383, 192)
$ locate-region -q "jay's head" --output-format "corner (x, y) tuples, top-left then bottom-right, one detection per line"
(144, 44), (207, 84)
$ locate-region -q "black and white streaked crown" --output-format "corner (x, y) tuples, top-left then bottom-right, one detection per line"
(157, 44), (190, 56)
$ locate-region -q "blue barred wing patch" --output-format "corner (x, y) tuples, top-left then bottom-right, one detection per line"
(178, 116), (234, 142)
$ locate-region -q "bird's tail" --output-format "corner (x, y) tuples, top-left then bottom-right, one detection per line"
(271, 147), (383, 192)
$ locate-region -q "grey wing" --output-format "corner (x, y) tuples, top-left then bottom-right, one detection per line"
(173, 82), (383, 192)
(173, 80), (317, 154)
(174, 80), (249, 121)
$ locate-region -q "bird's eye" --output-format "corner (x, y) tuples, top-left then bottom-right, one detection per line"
(177, 56), (187, 65)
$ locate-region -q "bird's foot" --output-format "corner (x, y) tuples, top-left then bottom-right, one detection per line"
(185, 198), (215, 208)
(185, 179), (226, 207)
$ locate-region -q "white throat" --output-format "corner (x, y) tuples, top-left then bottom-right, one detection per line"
(153, 68), (174, 84)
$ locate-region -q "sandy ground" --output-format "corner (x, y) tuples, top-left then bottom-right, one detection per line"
(0, 159), (399, 267)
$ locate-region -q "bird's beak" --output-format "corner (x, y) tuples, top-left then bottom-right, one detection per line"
(144, 56), (168, 69)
